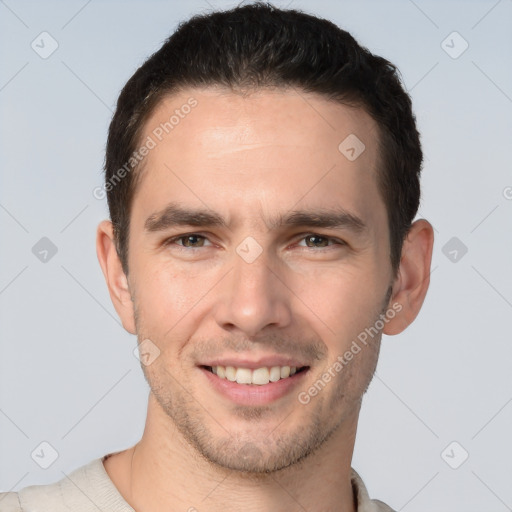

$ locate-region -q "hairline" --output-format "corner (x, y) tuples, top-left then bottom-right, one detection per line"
(119, 85), (396, 275)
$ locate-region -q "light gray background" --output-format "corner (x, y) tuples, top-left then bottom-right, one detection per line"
(1, 0), (511, 510)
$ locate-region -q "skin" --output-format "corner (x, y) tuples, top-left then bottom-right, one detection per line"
(96, 87), (434, 512)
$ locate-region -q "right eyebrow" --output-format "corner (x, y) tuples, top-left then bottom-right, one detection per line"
(145, 203), (228, 232)
(144, 202), (368, 236)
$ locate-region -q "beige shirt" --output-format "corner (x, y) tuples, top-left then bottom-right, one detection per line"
(0, 454), (395, 511)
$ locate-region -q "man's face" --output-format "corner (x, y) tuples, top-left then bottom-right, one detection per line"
(125, 88), (395, 473)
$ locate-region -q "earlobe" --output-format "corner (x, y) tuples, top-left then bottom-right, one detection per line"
(96, 220), (137, 334)
(383, 219), (434, 336)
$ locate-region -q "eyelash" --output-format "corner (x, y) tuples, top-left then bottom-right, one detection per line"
(163, 233), (346, 251)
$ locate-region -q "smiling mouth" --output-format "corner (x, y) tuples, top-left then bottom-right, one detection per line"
(202, 365), (309, 385)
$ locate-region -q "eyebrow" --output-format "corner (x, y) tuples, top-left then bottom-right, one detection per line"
(144, 202), (367, 235)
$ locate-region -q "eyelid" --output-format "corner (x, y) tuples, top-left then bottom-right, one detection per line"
(164, 233), (213, 248)
(163, 232), (346, 250)
(294, 233), (346, 248)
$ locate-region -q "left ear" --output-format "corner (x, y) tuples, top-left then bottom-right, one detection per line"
(383, 219), (434, 336)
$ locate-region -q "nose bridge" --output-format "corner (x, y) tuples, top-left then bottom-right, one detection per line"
(213, 242), (291, 336)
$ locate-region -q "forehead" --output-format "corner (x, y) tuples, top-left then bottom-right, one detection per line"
(141, 87), (379, 161)
(132, 87), (385, 231)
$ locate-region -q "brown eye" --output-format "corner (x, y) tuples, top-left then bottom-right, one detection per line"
(295, 234), (346, 250)
(304, 235), (329, 248)
(165, 234), (211, 249)
(178, 235), (206, 247)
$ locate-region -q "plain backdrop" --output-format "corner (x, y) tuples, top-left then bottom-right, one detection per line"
(1, 1), (511, 511)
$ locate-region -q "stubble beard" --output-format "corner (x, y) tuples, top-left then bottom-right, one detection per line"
(134, 285), (393, 475)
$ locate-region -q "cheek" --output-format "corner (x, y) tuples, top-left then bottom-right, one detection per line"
(133, 270), (196, 375)
(132, 265), (189, 331)
(291, 261), (384, 334)
(132, 259), (225, 342)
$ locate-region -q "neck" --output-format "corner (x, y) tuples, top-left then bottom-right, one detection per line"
(105, 393), (359, 512)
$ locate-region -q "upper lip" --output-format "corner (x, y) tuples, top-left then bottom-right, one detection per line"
(200, 356), (309, 370)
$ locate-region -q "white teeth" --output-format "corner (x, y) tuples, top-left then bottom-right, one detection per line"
(269, 366), (281, 382)
(209, 365), (304, 385)
(252, 367), (270, 385)
(225, 366), (236, 382)
(235, 368), (252, 384)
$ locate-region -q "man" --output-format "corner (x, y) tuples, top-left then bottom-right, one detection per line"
(1, 2), (433, 511)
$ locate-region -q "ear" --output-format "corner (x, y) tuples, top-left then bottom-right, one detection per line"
(383, 219), (434, 336)
(96, 220), (136, 334)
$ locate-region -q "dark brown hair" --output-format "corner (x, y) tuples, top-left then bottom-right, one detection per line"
(105, 2), (422, 277)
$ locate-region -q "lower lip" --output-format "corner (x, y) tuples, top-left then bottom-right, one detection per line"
(200, 367), (309, 406)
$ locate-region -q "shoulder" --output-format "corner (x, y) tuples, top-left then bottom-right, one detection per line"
(0, 456), (130, 512)
(351, 468), (396, 512)
(370, 499), (396, 512)
(0, 492), (22, 511)
(0, 470), (76, 512)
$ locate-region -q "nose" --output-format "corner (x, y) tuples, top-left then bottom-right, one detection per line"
(213, 247), (292, 337)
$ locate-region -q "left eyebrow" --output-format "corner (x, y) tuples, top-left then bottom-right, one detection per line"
(144, 202), (368, 235)
(272, 209), (368, 234)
